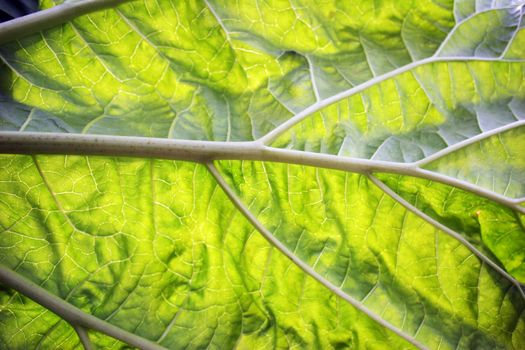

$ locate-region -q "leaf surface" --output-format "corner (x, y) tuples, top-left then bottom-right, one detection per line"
(0, 1), (524, 349)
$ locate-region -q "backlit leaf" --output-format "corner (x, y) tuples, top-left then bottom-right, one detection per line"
(0, 1), (524, 349)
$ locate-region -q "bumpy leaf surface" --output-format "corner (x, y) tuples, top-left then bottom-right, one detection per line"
(0, 0), (525, 349)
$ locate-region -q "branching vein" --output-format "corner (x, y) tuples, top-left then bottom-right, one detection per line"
(205, 162), (429, 350)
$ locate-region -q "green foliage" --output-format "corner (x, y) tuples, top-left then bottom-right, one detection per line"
(0, 1), (525, 349)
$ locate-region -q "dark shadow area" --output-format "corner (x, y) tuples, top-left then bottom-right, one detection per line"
(0, 0), (39, 22)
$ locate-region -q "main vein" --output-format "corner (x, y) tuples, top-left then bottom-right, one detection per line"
(0, 131), (522, 215)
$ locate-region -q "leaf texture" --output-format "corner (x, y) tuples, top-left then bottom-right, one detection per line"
(0, 0), (524, 349)
(0, 155), (413, 349)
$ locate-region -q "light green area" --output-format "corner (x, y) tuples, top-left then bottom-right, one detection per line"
(505, 29), (525, 59)
(1, 1), (525, 349)
(424, 126), (525, 198)
(0, 288), (132, 349)
(88, 330), (134, 350)
(216, 160), (525, 350)
(0, 289), (81, 349)
(271, 60), (525, 162)
(376, 173), (525, 282)
(0, 155), (412, 349)
(0, 0), (457, 138)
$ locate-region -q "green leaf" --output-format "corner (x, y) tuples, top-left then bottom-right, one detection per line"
(270, 61), (525, 161)
(0, 1), (524, 349)
(0, 155), (413, 349)
(423, 127), (525, 198)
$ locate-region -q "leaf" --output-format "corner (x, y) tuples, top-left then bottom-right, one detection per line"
(270, 61), (525, 161)
(0, 1), (524, 349)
